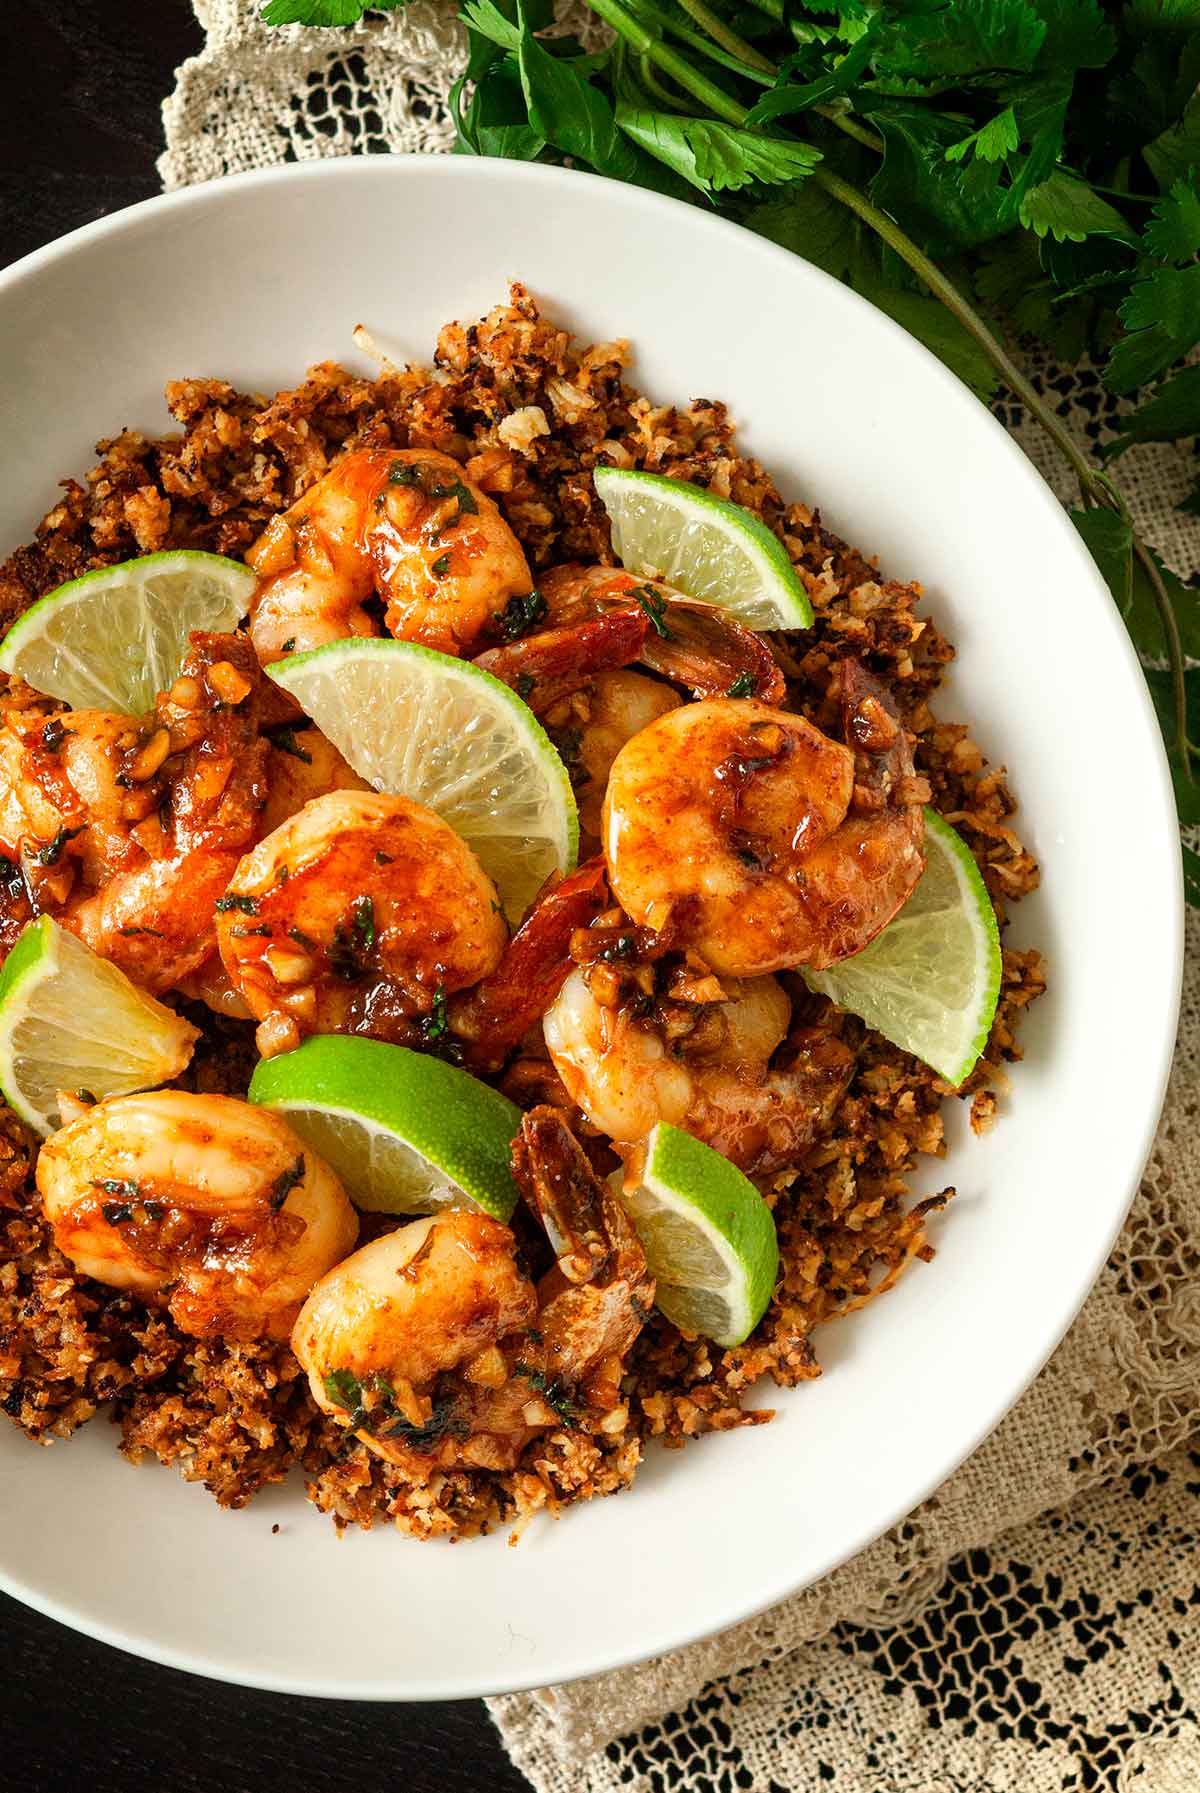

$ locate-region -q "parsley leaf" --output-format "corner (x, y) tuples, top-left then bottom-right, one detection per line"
(1141, 178), (1200, 261)
(1106, 364), (1200, 454)
(945, 106), (1020, 165)
(1104, 263), (1200, 393)
(1144, 94), (1200, 191)
(1018, 171), (1138, 244)
(616, 107), (822, 195)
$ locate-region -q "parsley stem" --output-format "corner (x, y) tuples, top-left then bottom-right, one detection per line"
(639, 50), (687, 107)
(1130, 530), (1191, 778)
(811, 165), (1103, 504)
(813, 105), (884, 154)
(588, 0), (749, 122)
(636, 0), (775, 87)
(672, 0), (776, 73)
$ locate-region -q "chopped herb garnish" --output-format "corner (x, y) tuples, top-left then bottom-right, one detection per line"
(233, 924), (272, 938)
(431, 552), (451, 577)
(35, 826), (83, 867)
(276, 866), (289, 885)
(429, 476), (479, 516)
(101, 1202), (134, 1225)
(374, 850), (394, 866)
(513, 1363), (578, 1424)
(387, 461), (421, 487)
(726, 671), (755, 699)
(268, 1156), (305, 1211)
(94, 1178), (139, 1199)
(40, 719), (68, 753)
(515, 673), (535, 699)
(494, 590), (547, 641)
(419, 985), (449, 1043)
(633, 586), (671, 639)
(75, 1089), (96, 1105)
(280, 638), (296, 654)
(322, 1367), (465, 1445)
(354, 893), (375, 950)
(601, 933), (636, 962)
(266, 725), (313, 764)
(118, 925), (164, 937)
(288, 926), (316, 950)
(215, 892), (258, 915)
(329, 894), (376, 980)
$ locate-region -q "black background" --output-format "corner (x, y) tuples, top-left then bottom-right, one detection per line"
(1, 6), (535, 1788)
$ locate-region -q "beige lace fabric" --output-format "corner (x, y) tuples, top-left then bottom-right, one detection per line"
(162, 9), (1200, 1786)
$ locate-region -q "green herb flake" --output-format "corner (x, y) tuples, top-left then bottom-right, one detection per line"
(420, 985), (449, 1043)
(35, 826), (83, 867)
(215, 893), (259, 915)
(266, 726), (313, 764)
(633, 586), (671, 639)
(431, 552), (452, 577)
(40, 719), (69, 753)
(494, 589), (548, 641)
(268, 1156), (306, 1211)
(513, 1362), (578, 1424)
(726, 671), (756, 698)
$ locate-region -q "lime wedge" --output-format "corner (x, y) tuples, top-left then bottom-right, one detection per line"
(247, 1034), (522, 1219)
(803, 808), (1002, 1087)
(621, 1122), (778, 1348)
(268, 639), (577, 925)
(593, 466), (813, 632)
(0, 551), (255, 714)
(0, 915), (199, 1136)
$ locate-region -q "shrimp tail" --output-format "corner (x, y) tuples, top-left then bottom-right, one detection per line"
(473, 609), (649, 717)
(835, 656), (916, 800)
(449, 857), (610, 1069)
(513, 1106), (654, 1387)
(512, 1106), (616, 1284)
(636, 599), (787, 706)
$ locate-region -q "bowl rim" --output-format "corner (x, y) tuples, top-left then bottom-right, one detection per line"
(0, 152), (1184, 1701)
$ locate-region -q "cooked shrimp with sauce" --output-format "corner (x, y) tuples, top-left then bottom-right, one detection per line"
(217, 788), (508, 1057)
(247, 447), (533, 663)
(38, 1091), (358, 1340)
(0, 289), (1040, 1548)
(293, 1108), (653, 1475)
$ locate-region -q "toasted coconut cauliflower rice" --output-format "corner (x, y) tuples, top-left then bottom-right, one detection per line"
(0, 286), (1044, 1540)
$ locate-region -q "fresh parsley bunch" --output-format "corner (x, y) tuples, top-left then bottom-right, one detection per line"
(265, 0), (1200, 899)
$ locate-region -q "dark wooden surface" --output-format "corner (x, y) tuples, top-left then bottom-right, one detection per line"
(0, 8), (530, 1788)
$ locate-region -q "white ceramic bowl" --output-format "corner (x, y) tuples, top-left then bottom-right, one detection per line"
(0, 157), (1181, 1701)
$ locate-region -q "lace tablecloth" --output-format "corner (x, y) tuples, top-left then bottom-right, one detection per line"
(164, 9), (1200, 1785)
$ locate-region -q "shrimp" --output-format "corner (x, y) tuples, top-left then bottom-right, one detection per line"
(246, 447), (533, 663)
(291, 1107), (653, 1475)
(37, 1091), (359, 1341)
(602, 659), (927, 978)
(538, 565), (787, 704)
(217, 788), (508, 1058)
(563, 669), (682, 841)
(544, 966), (854, 1176)
(260, 724), (368, 834)
(448, 856), (610, 1071)
(0, 633), (270, 991)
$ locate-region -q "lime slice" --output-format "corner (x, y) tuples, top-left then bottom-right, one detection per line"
(593, 466), (813, 632)
(621, 1122), (778, 1349)
(0, 551), (255, 714)
(248, 1034), (522, 1219)
(0, 915), (199, 1136)
(803, 808), (1002, 1087)
(268, 639), (577, 925)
